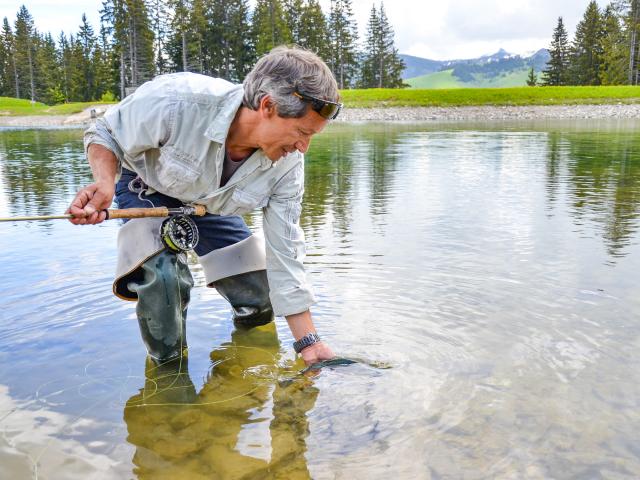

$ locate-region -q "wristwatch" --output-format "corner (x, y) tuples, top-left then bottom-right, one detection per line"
(293, 333), (322, 353)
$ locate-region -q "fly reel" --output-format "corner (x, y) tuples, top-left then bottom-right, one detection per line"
(160, 215), (199, 252)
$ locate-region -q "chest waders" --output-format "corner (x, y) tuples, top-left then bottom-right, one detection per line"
(113, 175), (273, 362)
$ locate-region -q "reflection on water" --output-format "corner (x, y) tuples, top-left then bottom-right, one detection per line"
(2, 124), (640, 260)
(546, 130), (640, 257)
(0, 129), (92, 218)
(125, 325), (317, 480)
(1, 121), (640, 478)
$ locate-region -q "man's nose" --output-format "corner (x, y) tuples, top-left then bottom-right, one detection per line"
(295, 139), (310, 153)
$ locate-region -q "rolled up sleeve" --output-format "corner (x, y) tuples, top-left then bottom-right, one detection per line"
(84, 119), (125, 180)
(84, 78), (176, 172)
(262, 160), (316, 317)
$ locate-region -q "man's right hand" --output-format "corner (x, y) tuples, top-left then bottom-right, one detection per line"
(66, 182), (115, 225)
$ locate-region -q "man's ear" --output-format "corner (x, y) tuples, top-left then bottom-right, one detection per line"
(258, 95), (276, 118)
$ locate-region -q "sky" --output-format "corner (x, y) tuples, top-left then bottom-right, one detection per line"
(0, 0), (612, 60)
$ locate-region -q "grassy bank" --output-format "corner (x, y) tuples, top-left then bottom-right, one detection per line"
(2, 86), (640, 116)
(0, 97), (113, 116)
(340, 86), (640, 108)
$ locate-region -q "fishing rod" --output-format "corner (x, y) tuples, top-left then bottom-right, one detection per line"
(0, 204), (207, 252)
(0, 205), (206, 222)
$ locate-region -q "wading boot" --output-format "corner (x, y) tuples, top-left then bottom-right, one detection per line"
(129, 250), (194, 362)
(214, 270), (274, 329)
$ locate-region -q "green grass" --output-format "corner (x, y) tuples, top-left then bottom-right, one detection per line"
(405, 69), (465, 89)
(340, 86), (640, 108)
(0, 97), (114, 116)
(3, 86), (640, 115)
(471, 69), (531, 88)
(406, 68), (532, 89)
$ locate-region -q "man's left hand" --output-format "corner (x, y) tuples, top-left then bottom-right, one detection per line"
(300, 341), (335, 366)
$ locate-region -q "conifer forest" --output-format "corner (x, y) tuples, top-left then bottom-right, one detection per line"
(3, 0), (640, 105)
(541, 1), (640, 86)
(0, 0), (405, 104)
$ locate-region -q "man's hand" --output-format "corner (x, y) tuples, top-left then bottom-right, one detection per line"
(300, 341), (335, 366)
(66, 182), (115, 225)
(285, 310), (336, 365)
(67, 143), (119, 225)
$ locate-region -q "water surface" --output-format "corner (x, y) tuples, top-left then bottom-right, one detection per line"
(1, 120), (640, 479)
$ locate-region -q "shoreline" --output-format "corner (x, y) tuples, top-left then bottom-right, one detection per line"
(1, 104), (640, 128)
(335, 104), (640, 122)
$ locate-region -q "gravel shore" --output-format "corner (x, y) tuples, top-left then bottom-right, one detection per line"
(1, 103), (640, 128)
(335, 104), (640, 122)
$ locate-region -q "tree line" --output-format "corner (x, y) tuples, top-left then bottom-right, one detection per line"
(0, 0), (405, 105)
(538, 0), (640, 86)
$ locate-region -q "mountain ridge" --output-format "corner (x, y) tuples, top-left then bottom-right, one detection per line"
(401, 49), (551, 89)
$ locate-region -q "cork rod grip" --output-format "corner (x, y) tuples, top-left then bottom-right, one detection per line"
(192, 204), (206, 216)
(104, 207), (169, 219)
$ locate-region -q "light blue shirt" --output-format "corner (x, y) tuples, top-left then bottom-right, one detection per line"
(84, 72), (315, 316)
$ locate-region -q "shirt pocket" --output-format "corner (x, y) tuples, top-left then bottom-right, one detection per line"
(220, 187), (269, 216)
(156, 146), (202, 197)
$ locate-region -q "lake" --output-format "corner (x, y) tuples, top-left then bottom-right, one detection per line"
(1, 120), (639, 479)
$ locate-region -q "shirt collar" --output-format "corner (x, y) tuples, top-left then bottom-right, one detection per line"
(204, 85), (244, 144)
(203, 84), (274, 170)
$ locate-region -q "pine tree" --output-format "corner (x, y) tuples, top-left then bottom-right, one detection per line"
(284, 0), (304, 45)
(1, 18), (17, 97)
(569, 1), (603, 85)
(377, 3), (405, 88)
(600, 3), (628, 85)
(58, 32), (72, 101)
(526, 67), (538, 86)
(626, 0), (640, 84)
(94, 22), (116, 99)
(0, 22), (6, 96)
(298, 0), (331, 61)
(219, 0), (255, 81)
(14, 5), (37, 101)
(68, 35), (86, 101)
(204, 0), (225, 76)
(77, 14), (97, 101)
(146, 0), (171, 74)
(36, 32), (63, 103)
(360, 3), (405, 88)
(542, 17), (571, 86)
(189, 0), (207, 73)
(360, 4), (380, 88)
(101, 0), (128, 98)
(252, 0), (292, 56)
(327, 0), (359, 88)
(166, 0), (190, 72)
(127, 0), (155, 86)
(101, 0), (155, 97)
(167, 0), (207, 73)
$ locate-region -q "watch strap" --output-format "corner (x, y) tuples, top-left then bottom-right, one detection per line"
(293, 333), (321, 353)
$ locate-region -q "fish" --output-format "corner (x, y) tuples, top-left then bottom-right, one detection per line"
(300, 357), (358, 374)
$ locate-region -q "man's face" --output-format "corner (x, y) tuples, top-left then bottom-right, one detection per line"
(257, 98), (329, 161)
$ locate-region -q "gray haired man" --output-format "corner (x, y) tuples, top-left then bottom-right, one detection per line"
(67, 46), (341, 365)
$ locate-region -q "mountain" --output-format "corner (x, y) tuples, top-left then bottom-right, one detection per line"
(400, 54), (445, 79)
(401, 49), (550, 89)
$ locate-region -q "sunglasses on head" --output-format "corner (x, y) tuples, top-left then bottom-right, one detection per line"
(293, 90), (343, 120)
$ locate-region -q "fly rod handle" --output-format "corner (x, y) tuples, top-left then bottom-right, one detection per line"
(105, 207), (170, 219)
(190, 205), (207, 216)
(103, 204), (206, 220)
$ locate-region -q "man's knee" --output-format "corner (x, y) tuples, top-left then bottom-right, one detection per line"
(214, 270), (274, 329)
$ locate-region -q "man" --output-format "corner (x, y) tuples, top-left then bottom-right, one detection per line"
(67, 46), (340, 366)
